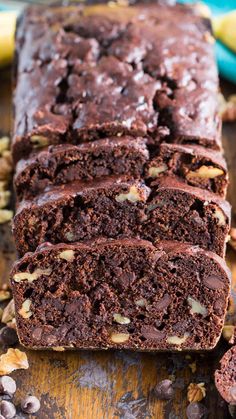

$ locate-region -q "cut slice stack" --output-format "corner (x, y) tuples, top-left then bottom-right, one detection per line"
(10, 2), (231, 351)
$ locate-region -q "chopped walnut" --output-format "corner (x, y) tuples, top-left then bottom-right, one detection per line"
(13, 267), (52, 283)
(219, 93), (236, 122)
(2, 299), (15, 324)
(148, 163), (168, 178)
(222, 325), (235, 344)
(19, 299), (32, 319)
(30, 135), (49, 148)
(0, 209), (13, 224)
(0, 290), (11, 302)
(115, 186), (142, 203)
(0, 191), (10, 209)
(0, 348), (29, 375)
(110, 332), (130, 343)
(0, 137), (10, 154)
(166, 333), (189, 347)
(52, 346), (65, 352)
(186, 165), (224, 180)
(187, 296), (207, 317)
(58, 250), (75, 261)
(0, 152), (12, 182)
(113, 313), (130, 325)
(187, 383), (206, 403)
(135, 298), (148, 307)
(213, 208), (226, 226)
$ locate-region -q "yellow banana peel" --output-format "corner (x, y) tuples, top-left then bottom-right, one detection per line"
(213, 10), (236, 54)
(0, 11), (17, 68)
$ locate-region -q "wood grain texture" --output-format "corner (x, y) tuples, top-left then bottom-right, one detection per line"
(0, 68), (235, 419)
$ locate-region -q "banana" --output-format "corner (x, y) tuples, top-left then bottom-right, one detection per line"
(0, 11), (17, 68)
(213, 10), (236, 54)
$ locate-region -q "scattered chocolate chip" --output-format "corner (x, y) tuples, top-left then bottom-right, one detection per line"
(0, 377), (16, 396)
(155, 294), (171, 311)
(21, 396), (41, 414)
(0, 400), (16, 419)
(154, 379), (174, 400)
(203, 275), (224, 290)
(32, 327), (43, 341)
(0, 327), (19, 346)
(186, 402), (207, 419)
(141, 326), (165, 341)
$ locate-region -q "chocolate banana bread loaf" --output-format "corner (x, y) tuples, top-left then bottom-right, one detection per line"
(13, 176), (230, 257)
(14, 137), (149, 200)
(215, 345), (236, 404)
(12, 2), (220, 162)
(11, 239), (230, 350)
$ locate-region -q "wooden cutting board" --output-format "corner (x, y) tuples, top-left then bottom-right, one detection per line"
(0, 68), (235, 419)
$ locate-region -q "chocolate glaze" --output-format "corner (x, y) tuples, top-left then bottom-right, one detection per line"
(12, 2), (220, 162)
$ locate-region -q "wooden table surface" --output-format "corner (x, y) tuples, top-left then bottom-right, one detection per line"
(0, 68), (236, 419)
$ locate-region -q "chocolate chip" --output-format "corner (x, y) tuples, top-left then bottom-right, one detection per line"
(0, 377), (16, 396)
(154, 379), (174, 400)
(186, 402), (207, 419)
(45, 334), (57, 345)
(0, 400), (16, 419)
(32, 327), (42, 341)
(203, 275), (224, 290)
(141, 326), (165, 340)
(155, 294), (171, 311)
(21, 396), (41, 414)
(0, 327), (19, 346)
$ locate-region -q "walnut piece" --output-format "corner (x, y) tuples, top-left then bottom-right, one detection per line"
(113, 313), (130, 325)
(115, 186), (142, 203)
(0, 137), (10, 154)
(110, 332), (130, 343)
(19, 299), (32, 319)
(166, 333), (189, 347)
(30, 135), (49, 148)
(148, 164), (168, 178)
(58, 250), (75, 261)
(187, 296), (207, 317)
(213, 208), (226, 226)
(0, 290), (11, 302)
(222, 325), (235, 344)
(186, 165), (224, 180)
(1, 299), (15, 324)
(0, 152), (13, 182)
(0, 348), (29, 375)
(0, 209), (13, 224)
(52, 347), (65, 352)
(135, 298), (148, 307)
(13, 267), (52, 283)
(219, 93), (236, 122)
(187, 383), (206, 403)
(0, 191), (10, 209)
